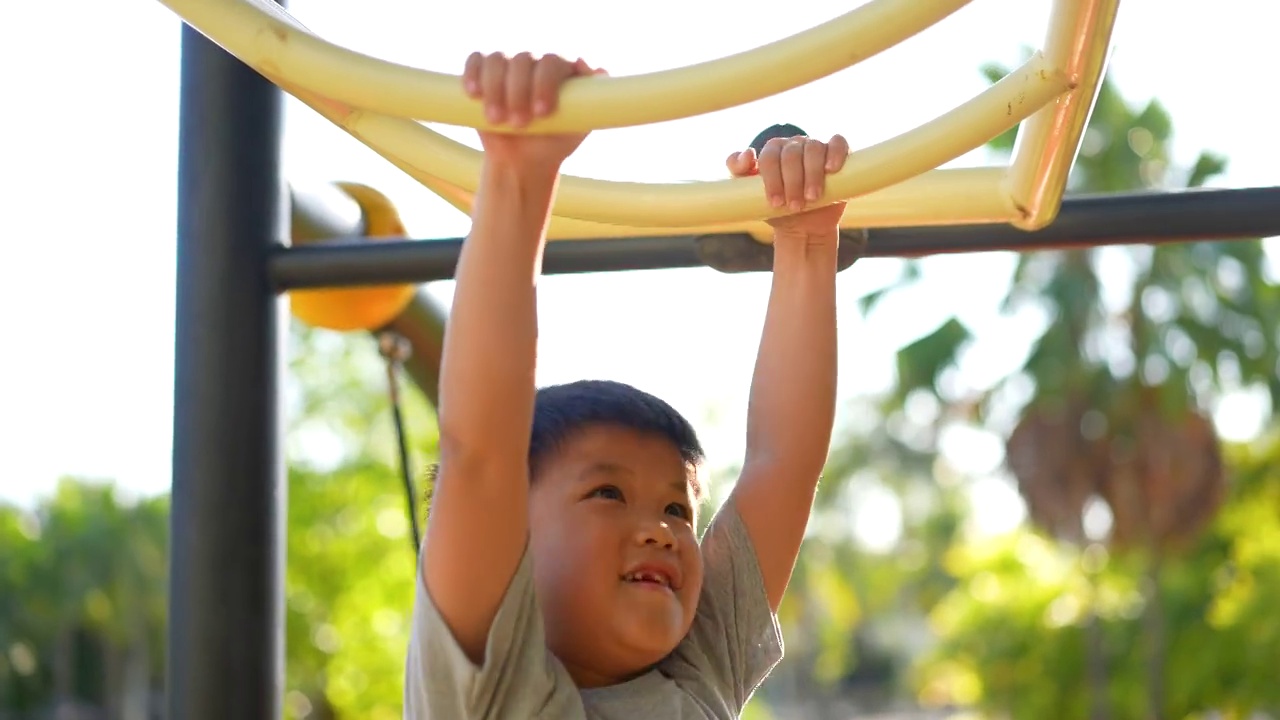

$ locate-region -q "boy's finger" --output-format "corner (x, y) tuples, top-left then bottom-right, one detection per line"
(481, 53), (508, 123)
(462, 52), (484, 97)
(826, 134), (850, 172)
(803, 139), (827, 201)
(758, 138), (786, 207)
(531, 55), (570, 117)
(725, 149), (758, 177)
(780, 138), (807, 210)
(572, 57), (602, 77)
(505, 52), (535, 127)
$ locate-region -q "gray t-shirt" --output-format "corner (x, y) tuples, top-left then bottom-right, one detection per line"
(404, 501), (784, 719)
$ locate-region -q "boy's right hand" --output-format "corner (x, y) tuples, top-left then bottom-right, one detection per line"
(463, 52), (604, 172)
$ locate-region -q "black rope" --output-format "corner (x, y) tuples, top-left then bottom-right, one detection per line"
(378, 331), (422, 556)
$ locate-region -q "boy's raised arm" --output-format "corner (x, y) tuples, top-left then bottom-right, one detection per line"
(421, 52), (596, 665)
(725, 134), (849, 612)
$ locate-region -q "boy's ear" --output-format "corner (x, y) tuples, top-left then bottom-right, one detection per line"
(748, 123), (808, 154)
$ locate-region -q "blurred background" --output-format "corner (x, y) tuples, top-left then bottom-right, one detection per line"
(2, 0), (1278, 718)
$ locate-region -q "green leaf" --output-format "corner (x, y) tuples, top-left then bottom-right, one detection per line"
(894, 318), (972, 400)
(1186, 152), (1229, 188)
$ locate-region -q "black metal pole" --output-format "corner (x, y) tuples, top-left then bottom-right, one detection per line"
(169, 16), (286, 720)
(268, 186), (1280, 289)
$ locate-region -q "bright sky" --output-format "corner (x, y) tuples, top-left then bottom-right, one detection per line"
(3, 0), (1278, 547)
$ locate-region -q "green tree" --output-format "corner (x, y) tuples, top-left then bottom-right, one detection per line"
(863, 65), (1280, 718)
(283, 461), (421, 720)
(0, 322), (438, 719)
(879, 65), (1278, 551)
(281, 323), (438, 719)
(0, 481), (168, 717)
(916, 433), (1280, 718)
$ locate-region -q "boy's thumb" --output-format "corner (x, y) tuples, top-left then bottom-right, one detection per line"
(725, 149), (758, 177)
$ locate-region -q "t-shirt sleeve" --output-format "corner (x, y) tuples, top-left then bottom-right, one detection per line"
(666, 499), (785, 710)
(402, 545), (583, 719)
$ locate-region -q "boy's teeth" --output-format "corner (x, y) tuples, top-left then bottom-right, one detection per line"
(626, 571), (667, 586)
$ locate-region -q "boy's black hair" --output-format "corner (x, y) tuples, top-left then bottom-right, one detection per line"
(530, 380), (705, 496)
(422, 380), (706, 520)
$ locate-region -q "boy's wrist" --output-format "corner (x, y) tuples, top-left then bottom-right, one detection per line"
(772, 226), (839, 245)
(481, 154), (563, 188)
(476, 157), (561, 220)
(771, 229), (840, 270)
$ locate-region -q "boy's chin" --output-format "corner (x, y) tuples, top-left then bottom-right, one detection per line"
(613, 612), (688, 661)
(555, 620), (684, 686)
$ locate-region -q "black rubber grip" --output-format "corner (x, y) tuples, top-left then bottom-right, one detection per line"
(695, 229), (867, 275)
(749, 123), (808, 154)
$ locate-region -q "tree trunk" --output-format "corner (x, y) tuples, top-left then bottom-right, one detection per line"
(121, 629), (150, 720)
(1086, 609), (1109, 720)
(103, 642), (122, 720)
(53, 628), (74, 720)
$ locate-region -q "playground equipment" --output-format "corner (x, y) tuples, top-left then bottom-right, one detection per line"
(159, 1), (1280, 718)
(163, 0), (1101, 232)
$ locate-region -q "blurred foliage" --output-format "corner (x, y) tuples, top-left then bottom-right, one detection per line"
(916, 434), (1280, 718)
(284, 459), (420, 720)
(0, 482), (167, 716)
(0, 324), (436, 719)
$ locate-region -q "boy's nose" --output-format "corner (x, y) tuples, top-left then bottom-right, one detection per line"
(634, 519), (677, 549)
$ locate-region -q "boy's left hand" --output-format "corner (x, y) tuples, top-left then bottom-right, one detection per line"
(726, 134), (849, 237)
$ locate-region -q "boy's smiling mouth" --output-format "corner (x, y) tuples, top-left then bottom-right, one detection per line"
(620, 561), (680, 591)
(622, 570), (671, 588)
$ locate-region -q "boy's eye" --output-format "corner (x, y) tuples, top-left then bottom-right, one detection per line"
(589, 485), (624, 501)
(665, 502), (692, 520)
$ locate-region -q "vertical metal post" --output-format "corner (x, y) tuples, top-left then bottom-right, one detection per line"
(168, 13), (286, 720)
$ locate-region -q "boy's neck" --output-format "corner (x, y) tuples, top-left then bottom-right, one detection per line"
(561, 657), (654, 690)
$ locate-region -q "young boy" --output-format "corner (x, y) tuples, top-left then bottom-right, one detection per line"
(405, 51), (848, 719)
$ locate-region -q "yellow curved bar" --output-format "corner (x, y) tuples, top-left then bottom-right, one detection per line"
(289, 80), (1030, 237)
(402, 157), (1016, 239)
(158, 0), (973, 132)
(418, 168), (1019, 240)
(289, 182), (417, 331)
(290, 83), (1024, 236)
(325, 53), (1069, 227)
(1005, 0), (1120, 230)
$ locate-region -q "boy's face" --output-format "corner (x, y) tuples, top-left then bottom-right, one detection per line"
(528, 424), (703, 687)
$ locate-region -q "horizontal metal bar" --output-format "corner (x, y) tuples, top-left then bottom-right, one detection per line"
(269, 186), (1280, 290)
(272, 235), (702, 289)
(871, 185), (1280, 258)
